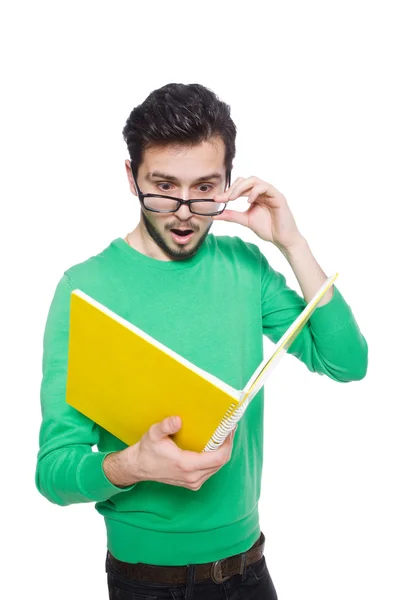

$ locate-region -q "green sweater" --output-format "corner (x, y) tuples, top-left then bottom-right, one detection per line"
(35, 234), (368, 565)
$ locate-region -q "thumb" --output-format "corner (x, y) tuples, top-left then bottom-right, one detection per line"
(159, 416), (182, 437)
(149, 417), (181, 442)
(213, 209), (248, 227)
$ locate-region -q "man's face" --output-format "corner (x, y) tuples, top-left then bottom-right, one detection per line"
(127, 136), (228, 260)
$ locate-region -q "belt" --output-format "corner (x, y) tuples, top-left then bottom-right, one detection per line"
(106, 532), (265, 585)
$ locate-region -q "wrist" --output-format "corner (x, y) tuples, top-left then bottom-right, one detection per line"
(278, 235), (308, 260)
(103, 445), (142, 488)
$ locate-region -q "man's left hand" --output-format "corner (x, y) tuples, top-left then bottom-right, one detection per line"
(213, 176), (304, 251)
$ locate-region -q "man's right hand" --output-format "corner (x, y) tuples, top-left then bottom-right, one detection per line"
(103, 416), (237, 491)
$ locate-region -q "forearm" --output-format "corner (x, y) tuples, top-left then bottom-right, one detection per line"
(35, 445), (138, 506)
(36, 273), (138, 507)
(260, 246), (368, 382)
(103, 446), (142, 488)
(279, 236), (333, 307)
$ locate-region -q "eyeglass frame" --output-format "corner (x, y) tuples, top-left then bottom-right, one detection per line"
(129, 162), (232, 216)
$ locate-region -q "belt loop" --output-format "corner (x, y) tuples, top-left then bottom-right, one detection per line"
(240, 551), (247, 582)
(184, 564), (196, 600)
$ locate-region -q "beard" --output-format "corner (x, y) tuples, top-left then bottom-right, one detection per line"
(141, 210), (213, 260)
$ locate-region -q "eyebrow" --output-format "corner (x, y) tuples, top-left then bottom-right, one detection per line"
(146, 171), (223, 183)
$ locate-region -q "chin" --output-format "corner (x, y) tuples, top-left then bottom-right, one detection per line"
(165, 235), (202, 258)
(166, 245), (199, 260)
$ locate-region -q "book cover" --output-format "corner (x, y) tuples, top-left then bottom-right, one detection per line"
(65, 273), (338, 452)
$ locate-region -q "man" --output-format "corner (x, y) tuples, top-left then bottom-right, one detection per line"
(35, 83), (368, 600)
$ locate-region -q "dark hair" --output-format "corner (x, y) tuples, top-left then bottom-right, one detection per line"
(122, 83), (236, 184)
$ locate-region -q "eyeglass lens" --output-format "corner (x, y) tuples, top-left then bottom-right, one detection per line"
(143, 196), (226, 215)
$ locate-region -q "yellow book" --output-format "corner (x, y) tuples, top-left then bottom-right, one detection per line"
(65, 273), (338, 452)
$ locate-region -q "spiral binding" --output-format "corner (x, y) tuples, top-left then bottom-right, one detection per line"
(203, 395), (252, 452)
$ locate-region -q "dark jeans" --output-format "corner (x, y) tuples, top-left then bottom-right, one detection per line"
(105, 552), (278, 600)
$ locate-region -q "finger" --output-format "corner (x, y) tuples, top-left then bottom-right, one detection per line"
(183, 430), (236, 470)
(208, 427), (237, 460)
(228, 179), (258, 200)
(231, 180), (283, 207)
(212, 208), (249, 227)
(247, 182), (284, 207)
(214, 177), (246, 202)
(218, 176), (261, 202)
(247, 185), (270, 204)
(182, 450), (223, 471)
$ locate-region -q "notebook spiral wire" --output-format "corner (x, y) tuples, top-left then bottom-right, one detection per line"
(203, 395), (251, 452)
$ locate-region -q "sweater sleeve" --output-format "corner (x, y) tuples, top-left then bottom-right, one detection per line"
(35, 274), (136, 506)
(260, 254), (368, 382)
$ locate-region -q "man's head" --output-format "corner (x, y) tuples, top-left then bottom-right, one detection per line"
(122, 83), (237, 260)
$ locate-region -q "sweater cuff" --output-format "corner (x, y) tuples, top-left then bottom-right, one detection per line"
(77, 451), (136, 502)
(309, 285), (355, 336)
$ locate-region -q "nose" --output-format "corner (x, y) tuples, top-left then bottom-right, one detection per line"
(174, 201), (192, 220)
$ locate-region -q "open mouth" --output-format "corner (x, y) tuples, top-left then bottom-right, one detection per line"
(170, 229), (195, 244)
(171, 229), (194, 236)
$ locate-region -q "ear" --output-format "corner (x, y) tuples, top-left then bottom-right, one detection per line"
(125, 160), (138, 196)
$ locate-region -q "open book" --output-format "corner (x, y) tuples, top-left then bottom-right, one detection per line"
(65, 273), (338, 452)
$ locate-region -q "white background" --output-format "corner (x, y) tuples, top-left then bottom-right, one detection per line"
(2, 1), (396, 599)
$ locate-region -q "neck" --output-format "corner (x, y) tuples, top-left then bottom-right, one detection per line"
(125, 222), (173, 262)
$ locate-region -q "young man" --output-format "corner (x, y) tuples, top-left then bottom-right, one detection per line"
(35, 83), (368, 600)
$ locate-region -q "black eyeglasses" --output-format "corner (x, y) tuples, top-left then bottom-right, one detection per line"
(129, 165), (231, 216)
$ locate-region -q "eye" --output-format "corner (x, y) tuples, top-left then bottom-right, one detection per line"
(157, 183), (213, 193)
(198, 184), (213, 193)
(157, 183), (173, 192)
